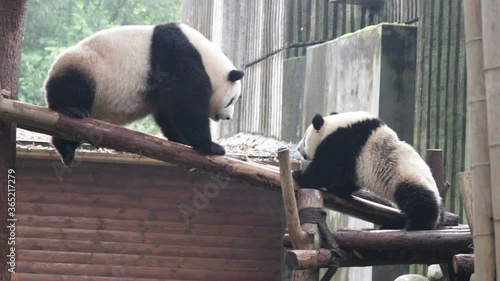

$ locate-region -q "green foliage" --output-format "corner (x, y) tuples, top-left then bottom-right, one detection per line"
(20, 0), (182, 135)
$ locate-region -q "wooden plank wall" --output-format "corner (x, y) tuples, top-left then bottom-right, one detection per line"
(414, 0), (467, 220)
(12, 158), (282, 281)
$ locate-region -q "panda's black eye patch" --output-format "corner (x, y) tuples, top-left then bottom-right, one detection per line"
(225, 97), (235, 108)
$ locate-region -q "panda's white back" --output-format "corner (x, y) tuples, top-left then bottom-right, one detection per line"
(355, 125), (440, 201)
(46, 25), (156, 125)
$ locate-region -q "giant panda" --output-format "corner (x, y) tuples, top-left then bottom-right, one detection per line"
(44, 22), (244, 166)
(292, 111), (444, 230)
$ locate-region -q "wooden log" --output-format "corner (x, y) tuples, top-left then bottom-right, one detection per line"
(286, 249), (333, 270)
(426, 149), (450, 203)
(15, 214), (278, 239)
(283, 226), (472, 252)
(17, 238), (279, 261)
(463, 0), (495, 279)
(278, 148), (323, 281)
(323, 192), (459, 228)
(426, 149), (454, 281)
(16, 226), (279, 250)
(17, 249), (278, 271)
(278, 148), (309, 249)
(293, 189), (324, 280)
(286, 248), (464, 268)
(16, 214), (278, 239)
(453, 254), (474, 281)
(458, 172), (473, 233)
(15, 202), (280, 227)
(15, 261), (273, 280)
(11, 274), (173, 281)
(0, 89), (10, 99)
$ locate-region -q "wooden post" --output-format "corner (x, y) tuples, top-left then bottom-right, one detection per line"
(278, 148), (322, 280)
(0, 1), (28, 280)
(453, 254), (474, 281)
(463, 0), (495, 279)
(480, 0), (500, 278)
(277, 148), (309, 249)
(458, 172), (473, 233)
(426, 149), (450, 203)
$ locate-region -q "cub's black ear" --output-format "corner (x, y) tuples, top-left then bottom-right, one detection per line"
(312, 114), (324, 131)
(330, 112), (338, 115)
(228, 70), (244, 82)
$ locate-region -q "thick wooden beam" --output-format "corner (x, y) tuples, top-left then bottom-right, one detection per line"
(286, 248), (463, 268)
(283, 226), (472, 252)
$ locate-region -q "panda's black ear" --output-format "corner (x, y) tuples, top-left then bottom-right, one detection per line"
(330, 112), (338, 115)
(228, 70), (244, 82)
(312, 114), (324, 131)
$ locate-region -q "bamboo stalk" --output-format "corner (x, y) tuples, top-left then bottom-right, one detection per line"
(458, 172), (474, 233)
(463, 0), (495, 279)
(480, 0), (500, 279)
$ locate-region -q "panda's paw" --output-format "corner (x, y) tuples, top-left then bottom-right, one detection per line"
(209, 142), (226, 155)
(198, 142), (226, 156)
(59, 107), (89, 119)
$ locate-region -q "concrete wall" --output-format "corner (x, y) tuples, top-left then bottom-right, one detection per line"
(302, 24), (417, 141)
(181, 0), (419, 141)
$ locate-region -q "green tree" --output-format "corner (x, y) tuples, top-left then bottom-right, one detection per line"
(20, 0), (181, 135)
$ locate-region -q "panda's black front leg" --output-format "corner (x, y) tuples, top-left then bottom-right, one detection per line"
(154, 112), (182, 143)
(156, 98), (224, 156)
(171, 113), (225, 155)
(292, 161), (331, 189)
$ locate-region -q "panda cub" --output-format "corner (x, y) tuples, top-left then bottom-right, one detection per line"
(293, 111), (443, 230)
(44, 23), (244, 166)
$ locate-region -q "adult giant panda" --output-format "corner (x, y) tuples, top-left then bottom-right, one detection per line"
(44, 23), (244, 166)
(292, 111), (444, 230)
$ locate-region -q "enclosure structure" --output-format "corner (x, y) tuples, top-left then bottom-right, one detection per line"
(10, 140), (283, 281)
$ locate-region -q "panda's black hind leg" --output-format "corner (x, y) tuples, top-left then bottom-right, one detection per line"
(45, 67), (95, 166)
(394, 182), (440, 230)
(58, 107), (90, 119)
(52, 137), (79, 166)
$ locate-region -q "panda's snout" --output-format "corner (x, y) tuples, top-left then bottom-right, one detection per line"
(216, 113), (231, 121)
